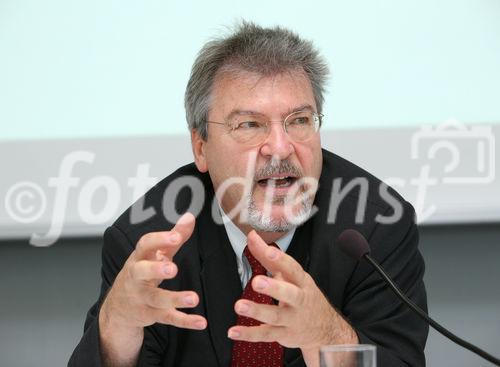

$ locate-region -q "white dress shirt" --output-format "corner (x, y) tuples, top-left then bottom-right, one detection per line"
(219, 206), (296, 288)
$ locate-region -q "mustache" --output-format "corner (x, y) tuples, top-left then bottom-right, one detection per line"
(254, 159), (302, 181)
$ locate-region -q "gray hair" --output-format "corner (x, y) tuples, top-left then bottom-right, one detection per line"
(184, 21), (330, 140)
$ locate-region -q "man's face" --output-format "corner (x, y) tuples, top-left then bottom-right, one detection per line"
(192, 69), (323, 236)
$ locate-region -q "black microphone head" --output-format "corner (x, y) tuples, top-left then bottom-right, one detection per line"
(336, 229), (371, 260)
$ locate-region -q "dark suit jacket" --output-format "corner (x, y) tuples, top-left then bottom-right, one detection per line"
(69, 149), (428, 367)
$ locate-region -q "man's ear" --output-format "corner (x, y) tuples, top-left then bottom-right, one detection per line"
(191, 129), (208, 173)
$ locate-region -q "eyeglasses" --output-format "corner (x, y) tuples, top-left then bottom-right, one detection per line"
(206, 110), (323, 146)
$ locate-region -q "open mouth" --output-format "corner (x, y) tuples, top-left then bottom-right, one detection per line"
(257, 176), (298, 188)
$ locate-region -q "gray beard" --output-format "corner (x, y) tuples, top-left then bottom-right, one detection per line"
(244, 192), (314, 232)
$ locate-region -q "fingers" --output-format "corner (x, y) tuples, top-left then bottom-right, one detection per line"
(228, 324), (285, 343)
(143, 288), (200, 310)
(247, 230), (307, 287)
(130, 259), (178, 281)
(234, 299), (290, 326)
(246, 274), (304, 307)
(141, 287), (207, 330)
(154, 308), (207, 330)
(170, 212), (196, 242)
(135, 212), (196, 260)
(135, 231), (179, 260)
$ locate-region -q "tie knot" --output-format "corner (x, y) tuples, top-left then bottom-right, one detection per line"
(243, 242), (278, 276)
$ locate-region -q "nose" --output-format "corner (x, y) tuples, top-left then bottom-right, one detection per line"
(259, 122), (295, 160)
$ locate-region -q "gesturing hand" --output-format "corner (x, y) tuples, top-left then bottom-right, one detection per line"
(99, 213), (207, 366)
(100, 212), (207, 331)
(227, 230), (358, 366)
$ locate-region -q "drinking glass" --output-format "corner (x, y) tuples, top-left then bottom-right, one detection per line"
(319, 344), (376, 367)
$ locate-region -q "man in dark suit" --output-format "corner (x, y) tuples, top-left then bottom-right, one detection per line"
(69, 22), (428, 367)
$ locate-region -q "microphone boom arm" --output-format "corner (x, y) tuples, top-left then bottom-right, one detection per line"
(364, 254), (500, 366)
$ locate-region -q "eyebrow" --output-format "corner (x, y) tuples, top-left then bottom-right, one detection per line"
(225, 104), (314, 121)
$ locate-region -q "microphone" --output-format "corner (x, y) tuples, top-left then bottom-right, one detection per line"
(336, 229), (500, 366)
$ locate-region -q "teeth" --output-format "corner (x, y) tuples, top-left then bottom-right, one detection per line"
(257, 176), (296, 188)
(261, 177), (294, 188)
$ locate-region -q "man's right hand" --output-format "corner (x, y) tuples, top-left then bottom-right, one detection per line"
(98, 212), (207, 367)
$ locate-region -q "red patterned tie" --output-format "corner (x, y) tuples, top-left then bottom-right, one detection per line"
(231, 243), (284, 367)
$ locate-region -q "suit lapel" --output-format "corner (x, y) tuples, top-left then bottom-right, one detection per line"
(197, 199), (242, 367)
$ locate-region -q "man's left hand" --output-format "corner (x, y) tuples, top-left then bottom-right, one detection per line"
(227, 230), (358, 366)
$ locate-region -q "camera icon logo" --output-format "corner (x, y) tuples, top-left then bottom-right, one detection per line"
(411, 119), (495, 184)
